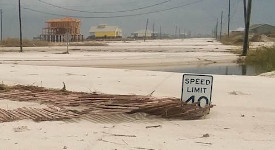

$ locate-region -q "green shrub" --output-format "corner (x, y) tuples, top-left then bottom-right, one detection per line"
(245, 46), (275, 72)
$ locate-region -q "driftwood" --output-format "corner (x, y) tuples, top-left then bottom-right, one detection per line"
(0, 85), (214, 123)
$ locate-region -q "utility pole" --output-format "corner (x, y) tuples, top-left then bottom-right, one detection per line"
(242, 0), (252, 56)
(183, 29), (186, 39)
(175, 25), (177, 38)
(159, 25), (162, 39)
(213, 28), (216, 38)
(65, 30), (69, 54)
(220, 11), (223, 40)
(18, 0), (23, 52)
(213, 25), (216, 38)
(228, 0), (231, 37)
(152, 23), (155, 39)
(179, 27), (181, 39)
(0, 9), (2, 41)
(243, 0), (247, 25)
(215, 18), (218, 39)
(144, 18), (149, 42)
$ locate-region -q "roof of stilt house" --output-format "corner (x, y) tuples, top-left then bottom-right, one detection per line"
(89, 24), (122, 32)
(46, 17), (81, 23)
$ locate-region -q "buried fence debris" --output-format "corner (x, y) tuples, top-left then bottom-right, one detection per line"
(0, 85), (214, 123)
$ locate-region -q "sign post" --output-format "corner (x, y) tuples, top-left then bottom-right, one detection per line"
(181, 74), (213, 107)
(64, 32), (71, 54)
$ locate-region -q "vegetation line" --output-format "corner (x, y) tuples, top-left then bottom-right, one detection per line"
(245, 46), (275, 72)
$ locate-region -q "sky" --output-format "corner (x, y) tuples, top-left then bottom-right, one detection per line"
(0, 0), (274, 39)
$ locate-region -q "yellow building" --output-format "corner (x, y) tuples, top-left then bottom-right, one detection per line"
(89, 24), (122, 39)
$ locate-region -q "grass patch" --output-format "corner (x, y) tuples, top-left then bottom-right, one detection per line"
(220, 33), (244, 45)
(230, 48), (243, 55)
(55, 41), (108, 46)
(0, 39), (108, 47)
(0, 38), (50, 47)
(221, 33), (275, 46)
(70, 42), (108, 46)
(245, 46), (275, 72)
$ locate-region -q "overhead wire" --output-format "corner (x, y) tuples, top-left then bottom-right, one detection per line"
(231, 0), (242, 23)
(37, 0), (171, 14)
(55, 0), (154, 8)
(23, 0), (206, 19)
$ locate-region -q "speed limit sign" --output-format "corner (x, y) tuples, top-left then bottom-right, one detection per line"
(181, 74), (213, 107)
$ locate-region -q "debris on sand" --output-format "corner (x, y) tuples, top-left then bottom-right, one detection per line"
(229, 91), (250, 95)
(0, 85), (214, 123)
(146, 125), (162, 129)
(0, 84), (7, 90)
(13, 126), (30, 132)
(202, 133), (210, 138)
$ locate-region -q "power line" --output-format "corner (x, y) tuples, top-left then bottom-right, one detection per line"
(23, 0), (205, 19)
(55, 0), (154, 8)
(37, 0), (171, 14)
(230, 0), (241, 24)
(231, 0), (241, 18)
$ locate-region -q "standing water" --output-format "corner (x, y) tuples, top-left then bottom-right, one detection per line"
(143, 64), (266, 76)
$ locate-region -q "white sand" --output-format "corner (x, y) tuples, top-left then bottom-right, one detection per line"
(260, 71), (275, 78)
(0, 38), (274, 150)
(0, 64), (275, 150)
(0, 38), (238, 68)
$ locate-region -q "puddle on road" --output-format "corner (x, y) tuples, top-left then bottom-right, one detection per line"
(138, 64), (266, 76)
